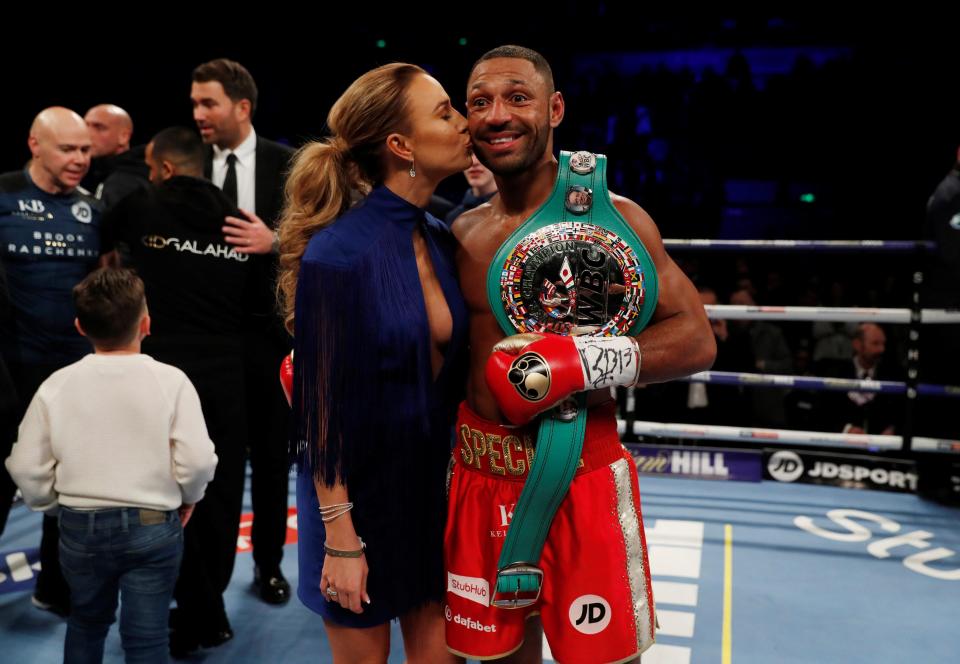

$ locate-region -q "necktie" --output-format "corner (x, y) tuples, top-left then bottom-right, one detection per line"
(223, 153), (238, 205)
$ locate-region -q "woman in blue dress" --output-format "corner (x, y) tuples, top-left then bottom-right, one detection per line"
(277, 63), (472, 663)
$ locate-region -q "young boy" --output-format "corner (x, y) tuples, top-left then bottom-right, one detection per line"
(5, 267), (218, 663)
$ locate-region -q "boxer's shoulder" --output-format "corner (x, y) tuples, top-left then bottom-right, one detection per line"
(451, 197), (497, 244)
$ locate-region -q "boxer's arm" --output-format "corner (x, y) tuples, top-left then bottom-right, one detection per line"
(486, 332), (640, 425)
(612, 194), (716, 382)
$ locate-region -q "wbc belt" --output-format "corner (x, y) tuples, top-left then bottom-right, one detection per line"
(485, 150), (658, 608)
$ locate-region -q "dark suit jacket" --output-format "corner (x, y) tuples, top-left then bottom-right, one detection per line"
(204, 134), (295, 324)
(203, 134), (295, 227)
(815, 357), (905, 434)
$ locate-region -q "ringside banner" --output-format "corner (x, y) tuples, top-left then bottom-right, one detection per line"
(625, 444), (762, 482)
(764, 449), (918, 493)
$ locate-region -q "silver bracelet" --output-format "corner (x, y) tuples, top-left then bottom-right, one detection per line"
(321, 507), (353, 523)
(318, 501), (352, 514)
(319, 501), (353, 523)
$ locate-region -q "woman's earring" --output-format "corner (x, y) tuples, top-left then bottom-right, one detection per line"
(409, 159), (416, 178)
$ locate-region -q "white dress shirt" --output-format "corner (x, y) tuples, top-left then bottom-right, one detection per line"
(212, 128), (257, 214)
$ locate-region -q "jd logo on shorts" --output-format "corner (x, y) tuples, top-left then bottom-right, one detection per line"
(568, 594), (611, 635)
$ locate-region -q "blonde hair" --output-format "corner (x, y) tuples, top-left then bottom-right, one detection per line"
(277, 63), (425, 333)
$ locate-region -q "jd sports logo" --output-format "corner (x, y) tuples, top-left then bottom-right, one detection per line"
(71, 201), (92, 223)
(768, 450), (804, 483)
(568, 595), (611, 635)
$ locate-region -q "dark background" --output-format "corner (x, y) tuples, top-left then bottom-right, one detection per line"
(6, 11), (959, 242)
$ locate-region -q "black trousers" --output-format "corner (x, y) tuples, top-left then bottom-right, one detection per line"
(918, 324), (960, 440)
(244, 326), (292, 573)
(154, 349), (247, 629)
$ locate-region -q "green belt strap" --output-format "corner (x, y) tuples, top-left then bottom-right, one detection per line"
(486, 151), (658, 608)
(493, 393), (587, 602)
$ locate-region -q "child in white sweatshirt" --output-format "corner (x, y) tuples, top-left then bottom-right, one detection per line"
(6, 267), (218, 663)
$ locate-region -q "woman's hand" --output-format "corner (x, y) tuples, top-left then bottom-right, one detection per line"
(320, 543), (371, 614)
(314, 478), (370, 612)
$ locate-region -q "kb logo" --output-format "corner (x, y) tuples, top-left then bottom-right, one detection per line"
(18, 199), (44, 214)
(568, 595), (611, 635)
(768, 450), (804, 483)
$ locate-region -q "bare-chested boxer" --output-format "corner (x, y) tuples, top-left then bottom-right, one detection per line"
(443, 45), (716, 664)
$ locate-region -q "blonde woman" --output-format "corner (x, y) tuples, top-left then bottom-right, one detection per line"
(277, 64), (472, 663)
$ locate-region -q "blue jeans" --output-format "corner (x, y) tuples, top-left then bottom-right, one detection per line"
(58, 507), (183, 664)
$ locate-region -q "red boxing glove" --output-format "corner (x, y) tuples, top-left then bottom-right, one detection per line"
(485, 333), (641, 425)
(280, 351), (294, 407)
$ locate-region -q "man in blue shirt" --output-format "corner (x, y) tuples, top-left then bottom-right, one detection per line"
(0, 107), (102, 616)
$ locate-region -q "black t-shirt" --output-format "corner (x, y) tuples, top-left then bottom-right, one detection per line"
(0, 170), (102, 365)
(102, 175), (252, 341)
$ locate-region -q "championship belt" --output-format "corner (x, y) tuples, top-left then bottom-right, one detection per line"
(486, 150), (658, 609)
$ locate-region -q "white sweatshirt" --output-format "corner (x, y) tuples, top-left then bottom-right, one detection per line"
(5, 353), (218, 512)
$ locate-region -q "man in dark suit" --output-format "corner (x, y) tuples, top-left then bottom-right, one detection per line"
(816, 323), (904, 434)
(190, 59), (295, 612)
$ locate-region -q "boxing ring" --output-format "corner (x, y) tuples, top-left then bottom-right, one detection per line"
(620, 238), (960, 455)
(1, 239), (959, 664)
(606, 237), (960, 664)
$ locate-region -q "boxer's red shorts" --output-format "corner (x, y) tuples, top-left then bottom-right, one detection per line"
(444, 401), (656, 663)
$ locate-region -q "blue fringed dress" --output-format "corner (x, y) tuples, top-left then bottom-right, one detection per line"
(292, 185), (468, 626)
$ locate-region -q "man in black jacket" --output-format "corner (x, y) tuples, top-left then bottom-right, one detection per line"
(190, 58), (295, 607)
(82, 104), (150, 209)
(917, 153), (960, 502)
(103, 126), (253, 656)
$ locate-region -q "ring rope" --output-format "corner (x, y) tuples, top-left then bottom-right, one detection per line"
(618, 419), (960, 456)
(674, 370), (960, 398)
(664, 239), (936, 252)
(703, 304), (960, 324)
